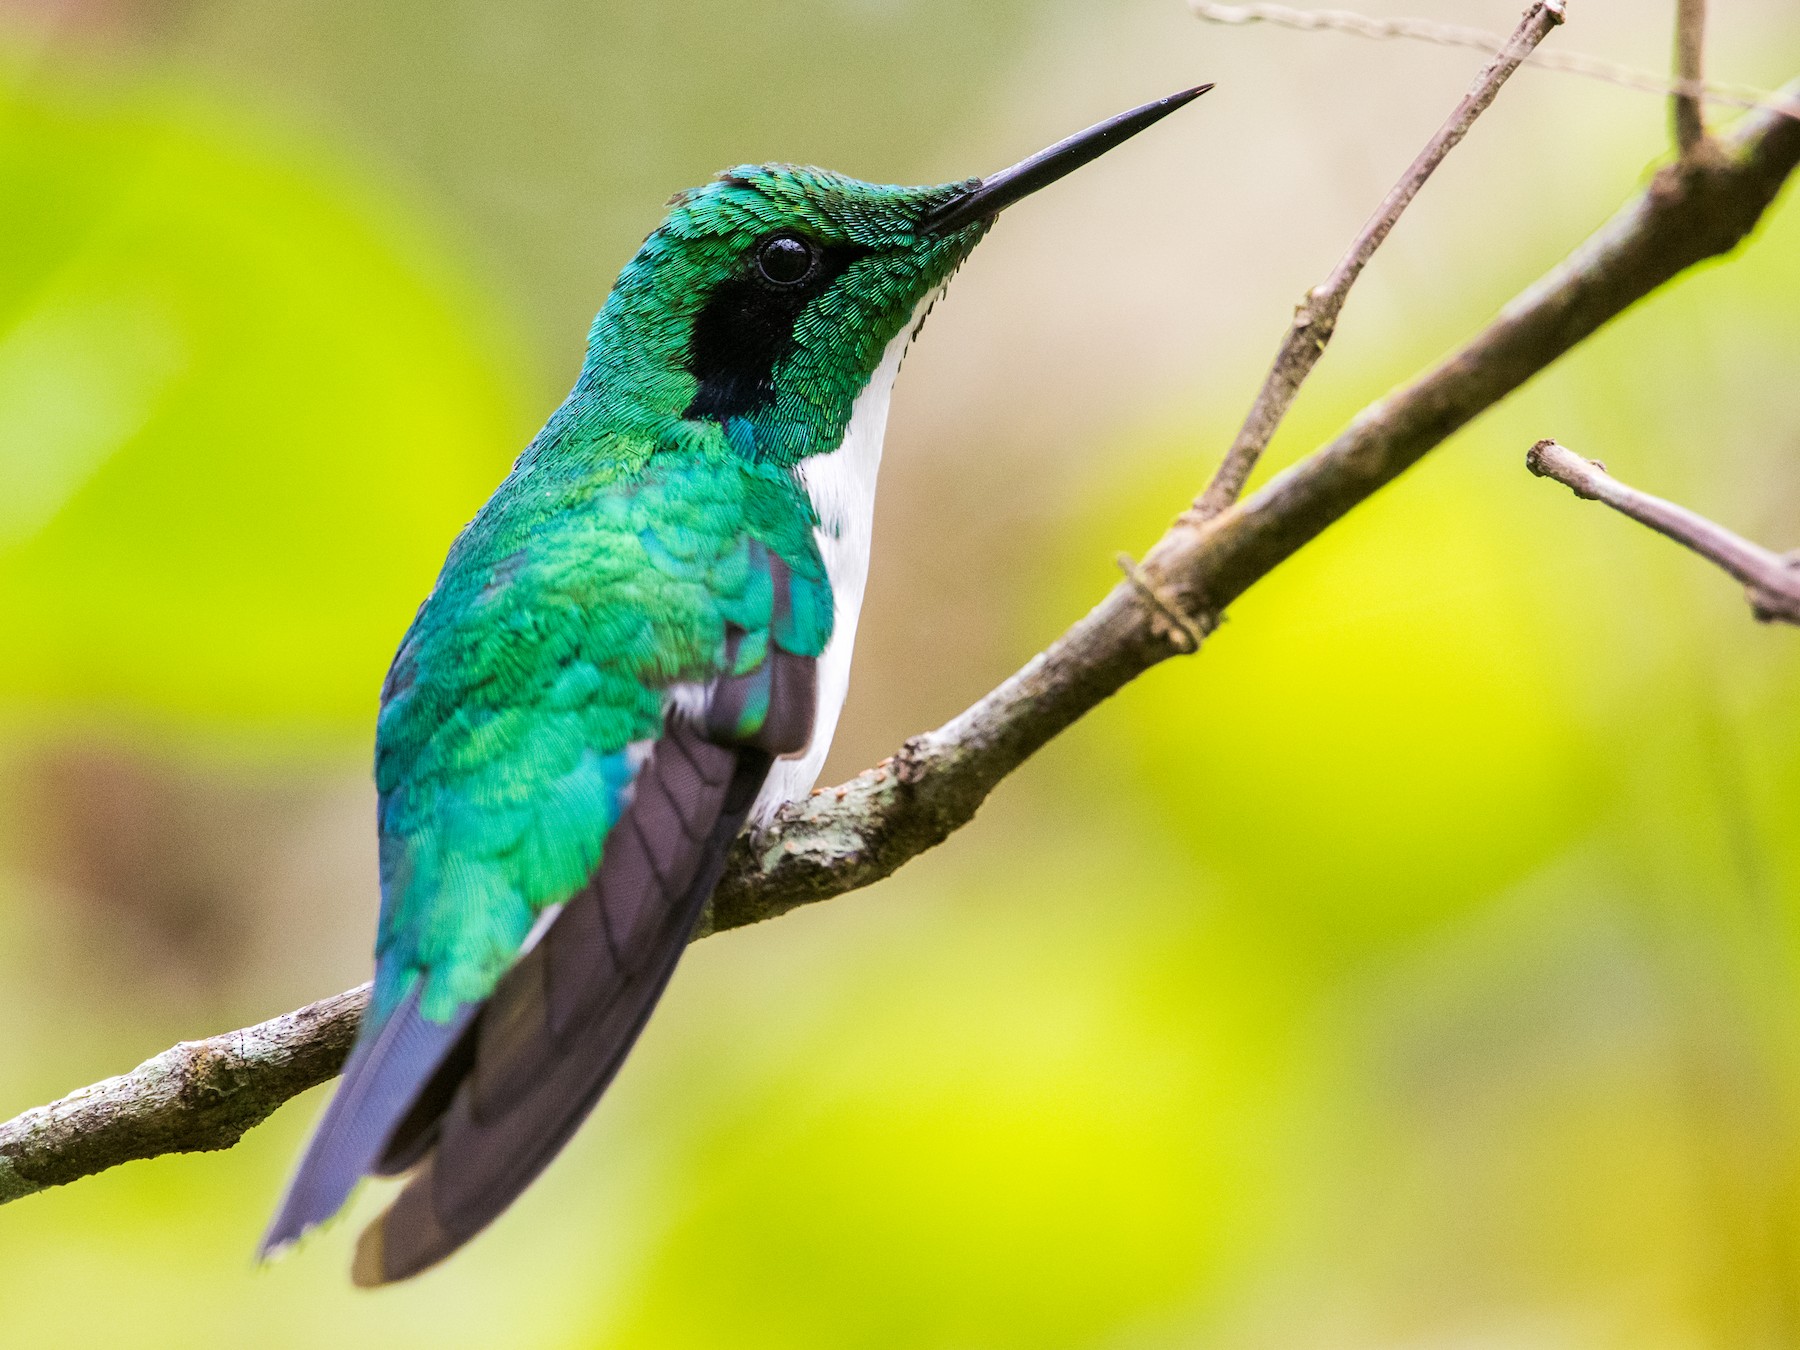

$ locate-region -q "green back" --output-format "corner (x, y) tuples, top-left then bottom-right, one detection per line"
(369, 166), (987, 1021)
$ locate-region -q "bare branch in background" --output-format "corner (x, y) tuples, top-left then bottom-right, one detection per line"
(1674, 0), (1709, 153)
(1191, 0), (1566, 519)
(3, 69), (1797, 1212)
(1527, 439), (1800, 625)
(1190, 2), (1798, 119)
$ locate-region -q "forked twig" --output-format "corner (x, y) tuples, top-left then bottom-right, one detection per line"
(1527, 440), (1800, 625)
(1191, 0), (1567, 519)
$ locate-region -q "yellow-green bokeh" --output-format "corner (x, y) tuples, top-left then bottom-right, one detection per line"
(1, 4), (1798, 1348)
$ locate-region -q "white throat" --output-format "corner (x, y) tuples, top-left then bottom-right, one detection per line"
(750, 301), (928, 826)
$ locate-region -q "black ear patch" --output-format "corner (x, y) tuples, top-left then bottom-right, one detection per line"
(683, 237), (868, 423)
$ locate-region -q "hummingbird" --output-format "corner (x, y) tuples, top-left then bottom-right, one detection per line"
(260, 84), (1210, 1285)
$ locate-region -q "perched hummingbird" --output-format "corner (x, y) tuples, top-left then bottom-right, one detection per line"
(261, 85), (1210, 1285)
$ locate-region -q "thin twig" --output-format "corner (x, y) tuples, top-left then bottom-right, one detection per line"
(1527, 439), (1800, 625)
(2, 74), (1797, 1208)
(1190, 2), (1799, 120)
(1191, 0), (1566, 519)
(1674, 0), (1709, 153)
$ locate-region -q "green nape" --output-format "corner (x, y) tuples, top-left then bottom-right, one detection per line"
(569, 165), (984, 467)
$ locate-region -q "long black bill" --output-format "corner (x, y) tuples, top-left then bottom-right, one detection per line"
(920, 84), (1213, 237)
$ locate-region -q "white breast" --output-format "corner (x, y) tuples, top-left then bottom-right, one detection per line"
(749, 303), (927, 827)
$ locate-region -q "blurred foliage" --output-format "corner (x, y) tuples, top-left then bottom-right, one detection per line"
(0, 54), (520, 736)
(1, 2), (1799, 1348)
(183, 0), (1053, 408)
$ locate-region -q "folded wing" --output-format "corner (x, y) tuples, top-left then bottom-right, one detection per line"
(347, 624), (816, 1284)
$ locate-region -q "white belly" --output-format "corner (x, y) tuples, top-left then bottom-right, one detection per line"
(749, 303), (927, 827)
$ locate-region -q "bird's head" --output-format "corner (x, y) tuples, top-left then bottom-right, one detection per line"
(569, 86), (1211, 467)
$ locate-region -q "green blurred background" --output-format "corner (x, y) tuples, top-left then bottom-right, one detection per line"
(2, 0), (1798, 1344)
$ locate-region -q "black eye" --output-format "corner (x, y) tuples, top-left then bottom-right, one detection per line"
(755, 232), (817, 287)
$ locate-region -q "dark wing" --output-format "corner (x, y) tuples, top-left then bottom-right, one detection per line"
(349, 638), (816, 1285)
(260, 986), (476, 1256)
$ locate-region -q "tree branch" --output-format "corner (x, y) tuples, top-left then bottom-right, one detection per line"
(4, 74), (1796, 1210)
(1674, 0), (1709, 154)
(1526, 438), (1800, 624)
(0, 987), (367, 1203)
(1191, 0), (1567, 519)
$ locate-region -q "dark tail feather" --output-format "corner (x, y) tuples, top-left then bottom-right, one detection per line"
(351, 734), (770, 1285)
(258, 987), (472, 1257)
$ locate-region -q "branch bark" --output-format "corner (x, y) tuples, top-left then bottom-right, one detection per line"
(1191, 0), (1567, 518)
(1527, 438), (1800, 624)
(4, 74), (1797, 1210)
(0, 987), (367, 1203)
